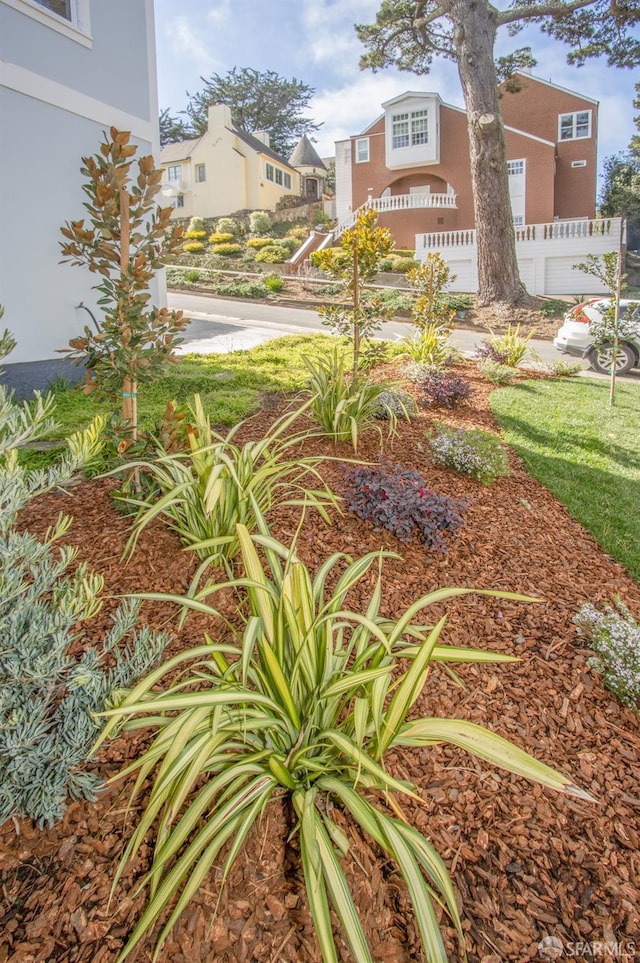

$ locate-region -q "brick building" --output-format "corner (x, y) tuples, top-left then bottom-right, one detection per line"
(335, 73), (598, 248)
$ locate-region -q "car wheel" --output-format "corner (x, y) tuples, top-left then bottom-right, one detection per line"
(588, 342), (637, 375)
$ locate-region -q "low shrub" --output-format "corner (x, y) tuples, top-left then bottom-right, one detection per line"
(390, 256), (420, 273)
(184, 268), (201, 283)
(183, 230), (207, 241)
(343, 461), (465, 551)
(377, 257), (395, 273)
(246, 237), (275, 249)
(417, 368), (474, 408)
(186, 216), (205, 234)
(478, 361), (520, 385)
(216, 217), (238, 236)
(429, 423), (510, 484)
(210, 243), (243, 257)
(476, 324), (536, 367)
(208, 232), (235, 244)
(213, 280), (268, 299)
(264, 274), (284, 293)
(445, 293), (474, 313)
(255, 244), (290, 263)
(287, 224), (311, 242)
(371, 389), (417, 421)
(537, 298), (568, 318)
(182, 242), (205, 253)
(279, 236), (300, 254)
(249, 210), (271, 235)
(548, 359), (585, 377)
(399, 323), (452, 367)
(574, 599), (640, 708)
(363, 288), (413, 312)
(393, 248), (416, 258)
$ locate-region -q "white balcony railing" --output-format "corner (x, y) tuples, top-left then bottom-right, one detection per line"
(335, 192), (457, 237)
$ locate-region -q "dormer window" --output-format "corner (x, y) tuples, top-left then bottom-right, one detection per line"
(383, 93), (440, 169)
(392, 110), (429, 149)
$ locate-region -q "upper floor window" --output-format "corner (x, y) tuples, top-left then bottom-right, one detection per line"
(275, 167), (283, 186)
(176, 195), (184, 209)
(266, 163), (275, 182)
(6, 0), (91, 44)
(559, 110), (591, 141)
(392, 113), (409, 149)
(392, 110), (429, 149)
(167, 164), (183, 182)
(195, 164), (206, 183)
(284, 172), (292, 190)
(356, 138), (370, 163)
(507, 159), (525, 176)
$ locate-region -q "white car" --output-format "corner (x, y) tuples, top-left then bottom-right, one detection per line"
(554, 299), (640, 375)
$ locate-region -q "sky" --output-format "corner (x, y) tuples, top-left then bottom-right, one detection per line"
(153, 0), (639, 190)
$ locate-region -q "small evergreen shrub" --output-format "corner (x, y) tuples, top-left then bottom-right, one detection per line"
(417, 368), (474, 408)
(249, 210), (271, 235)
(182, 241), (205, 253)
(377, 257), (395, 273)
(394, 249), (416, 258)
(210, 243), (243, 257)
(184, 269), (201, 283)
(549, 359), (585, 377)
(429, 424), (510, 484)
(391, 256), (420, 273)
(255, 244), (290, 264)
(216, 217), (238, 236)
(445, 294), (474, 313)
(264, 274), (284, 293)
(208, 232), (235, 244)
(574, 600), (640, 708)
(343, 461), (465, 551)
(246, 237), (275, 249)
(537, 298), (568, 318)
(187, 216), (205, 234)
(371, 389), (417, 421)
(213, 280), (268, 298)
(183, 230), (207, 241)
(478, 361), (519, 385)
(279, 236), (300, 254)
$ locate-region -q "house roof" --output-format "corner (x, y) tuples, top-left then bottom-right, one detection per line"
(160, 137), (203, 163)
(507, 71), (599, 106)
(288, 135), (326, 170)
(232, 128), (297, 170)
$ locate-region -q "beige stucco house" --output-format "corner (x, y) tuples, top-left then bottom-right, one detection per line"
(160, 104), (300, 219)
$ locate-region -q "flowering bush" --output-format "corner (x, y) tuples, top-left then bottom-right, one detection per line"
(429, 423), (510, 484)
(417, 368), (474, 408)
(343, 461), (465, 551)
(574, 600), (640, 708)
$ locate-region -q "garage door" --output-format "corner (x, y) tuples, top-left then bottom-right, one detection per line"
(544, 256), (608, 296)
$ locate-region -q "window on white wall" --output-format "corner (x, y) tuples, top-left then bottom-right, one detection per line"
(559, 111), (591, 141)
(284, 172), (292, 189)
(167, 164), (183, 182)
(275, 168), (284, 186)
(195, 164), (206, 182)
(507, 159), (525, 176)
(410, 110), (429, 145)
(356, 138), (370, 163)
(176, 195), (184, 209)
(7, 0), (92, 43)
(513, 215), (524, 226)
(392, 113), (409, 149)
(266, 163), (275, 182)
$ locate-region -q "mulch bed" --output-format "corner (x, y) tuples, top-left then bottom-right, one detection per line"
(1, 364), (639, 963)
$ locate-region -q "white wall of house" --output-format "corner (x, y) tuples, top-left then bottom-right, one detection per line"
(0, 0), (159, 363)
(334, 139), (353, 224)
(415, 219), (623, 295)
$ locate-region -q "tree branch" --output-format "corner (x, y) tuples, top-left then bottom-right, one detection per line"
(497, 0), (596, 27)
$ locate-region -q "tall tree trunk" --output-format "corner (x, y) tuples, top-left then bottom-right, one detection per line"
(450, 0), (527, 306)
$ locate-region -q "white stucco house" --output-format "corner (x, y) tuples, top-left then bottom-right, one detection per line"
(0, 0), (159, 363)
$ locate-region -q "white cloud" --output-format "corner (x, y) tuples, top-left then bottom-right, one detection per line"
(165, 16), (217, 74)
(206, 1), (231, 26)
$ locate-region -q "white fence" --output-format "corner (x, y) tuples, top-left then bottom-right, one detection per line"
(415, 218), (624, 295)
(336, 192), (457, 237)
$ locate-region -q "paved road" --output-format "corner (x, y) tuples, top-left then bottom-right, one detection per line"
(170, 291), (566, 365)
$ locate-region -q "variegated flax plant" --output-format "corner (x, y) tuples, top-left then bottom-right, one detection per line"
(96, 515), (593, 962)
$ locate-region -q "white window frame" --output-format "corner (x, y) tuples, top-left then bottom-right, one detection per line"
(195, 164), (206, 183)
(410, 109), (428, 146)
(3, 0), (92, 47)
(507, 159), (525, 176)
(284, 172), (292, 190)
(355, 137), (370, 163)
(513, 215), (524, 227)
(167, 164), (183, 183)
(392, 113), (409, 149)
(275, 167), (283, 186)
(265, 162), (275, 182)
(571, 160), (587, 168)
(558, 110), (592, 141)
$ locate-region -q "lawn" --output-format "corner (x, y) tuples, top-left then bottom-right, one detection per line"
(491, 376), (640, 581)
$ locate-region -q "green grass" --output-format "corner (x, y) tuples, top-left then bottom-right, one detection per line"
(491, 377), (640, 581)
(34, 334), (342, 443)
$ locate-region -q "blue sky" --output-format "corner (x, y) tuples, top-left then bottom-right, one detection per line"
(153, 0), (639, 189)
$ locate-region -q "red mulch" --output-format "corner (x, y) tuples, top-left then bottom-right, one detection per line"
(1, 364), (639, 963)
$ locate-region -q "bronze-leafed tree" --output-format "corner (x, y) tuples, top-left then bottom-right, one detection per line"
(356, 1), (640, 307)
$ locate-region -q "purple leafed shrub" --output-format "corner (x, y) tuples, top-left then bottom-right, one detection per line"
(475, 339), (511, 365)
(417, 369), (474, 409)
(342, 462), (465, 551)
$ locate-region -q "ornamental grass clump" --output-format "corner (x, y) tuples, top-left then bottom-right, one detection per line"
(343, 461), (465, 551)
(97, 522), (591, 963)
(119, 396), (339, 567)
(398, 322), (453, 367)
(475, 324), (536, 368)
(574, 599), (640, 708)
(417, 368), (474, 409)
(429, 424), (510, 485)
(304, 349), (402, 450)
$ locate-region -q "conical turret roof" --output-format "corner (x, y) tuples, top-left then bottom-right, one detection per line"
(288, 134), (326, 170)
